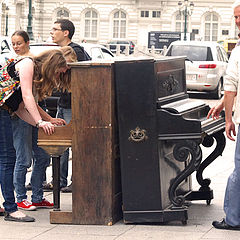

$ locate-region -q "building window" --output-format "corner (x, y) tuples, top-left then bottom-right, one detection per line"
(141, 11), (149, 17)
(204, 13), (219, 41)
(84, 10), (98, 38)
(57, 9), (69, 19)
(113, 10), (126, 39)
(152, 11), (161, 18)
(175, 13), (189, 32)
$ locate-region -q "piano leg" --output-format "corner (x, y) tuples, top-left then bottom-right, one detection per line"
(186, 129), (226, 204)
(52, 156), (61, 211)
(168, 139), (202, 207)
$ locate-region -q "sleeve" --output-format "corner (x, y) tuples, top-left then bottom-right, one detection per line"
(71, 45), (86, 61)
(224, 47), (239, 92)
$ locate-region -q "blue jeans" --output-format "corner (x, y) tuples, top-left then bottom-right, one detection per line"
(11, 116), (50, 203)
(224, 124), (240, 226)
(0, 109), (18, 213)
(56, 107), (72, 187)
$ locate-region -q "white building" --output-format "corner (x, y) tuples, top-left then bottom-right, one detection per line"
(0, 0), (238, 48)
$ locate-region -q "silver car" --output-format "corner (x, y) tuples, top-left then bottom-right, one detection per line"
(165, 41), (229, 99)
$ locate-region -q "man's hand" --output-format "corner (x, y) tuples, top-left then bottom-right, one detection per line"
(225, 121), (236, 141)
(207, 97), (224, 119)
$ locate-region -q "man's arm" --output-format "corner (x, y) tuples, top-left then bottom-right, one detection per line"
(224, 91), (237, 141)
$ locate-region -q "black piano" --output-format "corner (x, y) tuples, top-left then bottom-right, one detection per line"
(114, 56), (225, 224)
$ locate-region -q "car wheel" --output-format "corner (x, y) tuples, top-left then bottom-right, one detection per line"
(212, 80), (222, 99)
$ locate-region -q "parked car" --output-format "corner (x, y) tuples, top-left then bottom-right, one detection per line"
(165, 40), (229, 99)
(107, 40), (135, 54)
(81, 43), (114, 59)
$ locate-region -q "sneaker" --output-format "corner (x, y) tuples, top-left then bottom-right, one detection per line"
(61, 183), (72, 193)
(25, 183), (32, 191)
(43, 182), (53, 192)
(0, 206), (5, 216)
(32, 199), (54, 208)
(17, 199), (37, 211)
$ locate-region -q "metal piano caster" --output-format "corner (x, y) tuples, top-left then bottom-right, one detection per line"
(182, 220), (187, 225)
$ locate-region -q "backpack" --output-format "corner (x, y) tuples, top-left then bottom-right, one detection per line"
(0, 58), (20, 107)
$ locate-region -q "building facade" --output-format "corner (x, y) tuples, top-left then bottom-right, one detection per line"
(0, 0), (238, 48)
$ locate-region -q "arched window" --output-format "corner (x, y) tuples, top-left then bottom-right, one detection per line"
(175, 13), (189, 32)
(113, 10), (126, 38)
(204, 13), (219, 41)
(84, 10), (98, 38)
(57, 9), (69, 20)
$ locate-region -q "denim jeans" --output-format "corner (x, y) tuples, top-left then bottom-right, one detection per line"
(0, 109), (18, 213)
(11, 116), (50, 203)
(56, 107), (72, 188)
(224, 124), (240, 226)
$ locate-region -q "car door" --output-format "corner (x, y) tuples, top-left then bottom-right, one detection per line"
(216, 46), (228, 79)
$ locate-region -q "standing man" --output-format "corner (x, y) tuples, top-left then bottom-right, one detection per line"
(212, 0), (240, 230)
(47, 19), (90, 193)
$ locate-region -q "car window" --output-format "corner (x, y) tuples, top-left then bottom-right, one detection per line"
(101, 48), (114, 58)
(216, 47), (224, 61)
(217, 47), (225, 62)
(167, 45), (213, 61)
(220, 47), (229, 61)
(91, 47), (103, 59)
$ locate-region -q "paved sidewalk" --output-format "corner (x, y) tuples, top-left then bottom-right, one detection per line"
(1, 135), (240, 240)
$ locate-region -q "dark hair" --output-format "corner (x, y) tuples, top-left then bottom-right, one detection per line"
(12, 30), (30, 43)
(238, 32), (240, 38)
(54, 19), (75, 40)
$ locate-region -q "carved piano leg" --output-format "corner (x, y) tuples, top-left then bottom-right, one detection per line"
(52, 156), (61, 211)
(168, 140), (202, 208)
(186, 129), (226, 204)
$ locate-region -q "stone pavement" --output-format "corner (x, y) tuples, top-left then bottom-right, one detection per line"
(1, 134), (240, 240)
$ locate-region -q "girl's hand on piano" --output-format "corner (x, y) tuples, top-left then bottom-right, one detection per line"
(39, 121), (55, 135)
(49, 118), (66, 126)
(225, 121), (236, 141)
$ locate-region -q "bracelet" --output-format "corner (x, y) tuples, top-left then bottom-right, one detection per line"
(36, 119), (43, 128)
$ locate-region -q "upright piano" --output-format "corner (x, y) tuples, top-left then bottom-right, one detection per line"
(114, 56), (225, 224)
(38, 56), (225, 225)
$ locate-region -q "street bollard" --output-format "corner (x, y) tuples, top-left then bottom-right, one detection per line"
(125, 45), (129, 56)
(151, 45), (155, 56)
